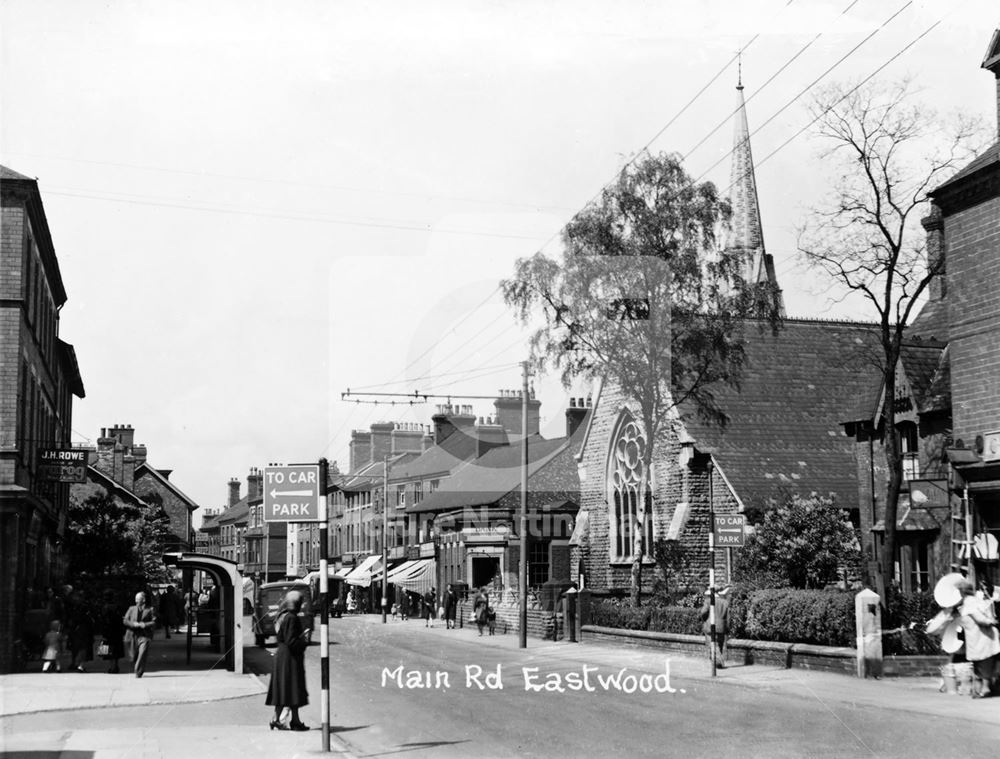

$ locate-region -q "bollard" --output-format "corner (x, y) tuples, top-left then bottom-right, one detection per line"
(575, 589), (591, 643)
(564, 588), (578, 643)
(854, 588), (883, 679)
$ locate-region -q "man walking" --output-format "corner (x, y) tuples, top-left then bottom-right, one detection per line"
(124, 592), (157, 678)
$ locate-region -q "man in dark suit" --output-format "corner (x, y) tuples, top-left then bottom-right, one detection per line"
(123, 591), (157, 677)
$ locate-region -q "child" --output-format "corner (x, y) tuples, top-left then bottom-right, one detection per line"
(42, 620), (63, 672)
(391, 603), (399, 620)
(487, 607), (496, 636)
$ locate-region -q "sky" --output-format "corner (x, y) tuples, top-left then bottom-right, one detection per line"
(2, 1), (996, 523)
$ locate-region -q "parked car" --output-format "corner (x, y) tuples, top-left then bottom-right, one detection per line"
(302, 570), (347, 619)
(252, 580), (313, 647)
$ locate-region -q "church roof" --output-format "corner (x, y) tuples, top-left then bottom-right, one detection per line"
(679, 318), (882, 510)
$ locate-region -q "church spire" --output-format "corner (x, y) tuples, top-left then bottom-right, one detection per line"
(728, 70), (785, 315)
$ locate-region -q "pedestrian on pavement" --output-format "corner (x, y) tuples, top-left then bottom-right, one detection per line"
(41, 620), (64, 672)
(66, 589), (95, 672)
(700, 585), (730, 668)
(158, 585), (180, 639)
(99, 589), (126, 674)
(123, 591), (157, 678)
(399, 590), (410, 621)
(266, 590), (310, 731)
(444, 584), (458, 629)
(422, 587), (436, 628)
(957, 581), (1000, 698)
(474, 587), (489, 636)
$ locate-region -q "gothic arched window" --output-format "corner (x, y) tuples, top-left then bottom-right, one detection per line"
(608, 413), (652, 561)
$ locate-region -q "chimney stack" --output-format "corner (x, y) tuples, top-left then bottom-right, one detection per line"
(349, 430), (372, 473)
(228, 477), (241, 508)
(247, 467), (263, 502)
(922, 206), (946, 301)
(494, 389), (541, 439)
(565, 396), (591, 438)
(370, 421), (395, 463)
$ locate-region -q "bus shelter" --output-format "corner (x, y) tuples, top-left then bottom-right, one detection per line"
(162, 552), (243, 673)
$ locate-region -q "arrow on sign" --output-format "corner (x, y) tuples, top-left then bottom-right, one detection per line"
(270, 489), (314, 498)
(718, 527), (742, 533)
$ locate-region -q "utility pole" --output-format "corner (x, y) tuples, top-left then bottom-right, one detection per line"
(382, 453), (389, 624)
(519, 360), (529, 649)
(707, 457), (717, 678)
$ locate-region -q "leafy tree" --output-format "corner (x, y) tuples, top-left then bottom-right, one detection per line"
(733, 494), (861, 590)
(797, 78), (983, 593)
(650, 538), (691, 603)
(65, 490), (173, 585)
(503, 151), (782, 606)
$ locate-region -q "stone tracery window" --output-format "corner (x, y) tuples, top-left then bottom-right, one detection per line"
(609, 414), (652, 561)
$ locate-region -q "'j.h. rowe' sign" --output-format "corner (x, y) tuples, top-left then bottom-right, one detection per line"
(37, 448), (88, 483)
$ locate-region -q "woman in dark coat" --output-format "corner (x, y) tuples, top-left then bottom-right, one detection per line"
(99, 589), (126, 673)
(266, 591), (310, 731)
(473, 587), (489, 637)
(67, 590), (95, 672)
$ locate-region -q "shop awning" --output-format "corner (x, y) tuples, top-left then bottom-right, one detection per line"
(393, 559), (436, 595)
(370, 559), (409, 583)
(344, 555), (383, 587)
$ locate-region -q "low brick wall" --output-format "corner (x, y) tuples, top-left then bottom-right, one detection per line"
(457, 600), (562, 640)
(882, 655), (949, 677)
(581, 626), (905, 677)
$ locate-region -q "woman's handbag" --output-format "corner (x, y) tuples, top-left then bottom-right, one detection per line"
(96, 640), (111, 658)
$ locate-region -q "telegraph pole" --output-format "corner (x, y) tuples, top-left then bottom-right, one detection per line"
(519, 360), (529, 649)
(707, 457), (717, 678)
(382, 453), (389, 624)
(318, 457), (331, 751)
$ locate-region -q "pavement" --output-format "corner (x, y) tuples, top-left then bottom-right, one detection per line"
(1, 616), (997, 758)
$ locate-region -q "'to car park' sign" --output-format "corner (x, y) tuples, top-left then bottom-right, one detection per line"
(713, 514), (745, 547)
(263, 465), (320, 522)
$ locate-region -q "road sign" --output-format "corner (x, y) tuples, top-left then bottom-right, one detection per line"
(713, 514), (745, 547)
(37, 448), (88, 483)
(263, 464), (321, 522)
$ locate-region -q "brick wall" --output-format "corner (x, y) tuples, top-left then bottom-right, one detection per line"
(134, 471), (193, 551)
(946, 196), (1000, 443)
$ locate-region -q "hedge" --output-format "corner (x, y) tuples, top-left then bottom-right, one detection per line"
(591, 588), (943, 654)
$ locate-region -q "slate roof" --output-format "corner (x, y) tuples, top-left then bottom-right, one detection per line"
(900, 341), (947, 409)
(0, 164), (33, 181)
(931, 141), (1000, 195)
(921, 345), (951, 413)
(908, 297), (949, 342)
(135, 462), (199, 511)
(679, 318), (882, 510)
(217, 498), (250, 525)
(407, 435), (574, 514)
(390, 429), (480, 481)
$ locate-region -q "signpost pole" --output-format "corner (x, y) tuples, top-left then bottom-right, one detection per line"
(707, 457), (716, 678)
(518, 360), (529, 649)
(318, 458), (330, 752)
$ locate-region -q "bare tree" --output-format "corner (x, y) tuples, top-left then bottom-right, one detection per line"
(798, 78), (983, 594)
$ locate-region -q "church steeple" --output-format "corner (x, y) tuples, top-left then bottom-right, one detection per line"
(727, 69), (785, 315)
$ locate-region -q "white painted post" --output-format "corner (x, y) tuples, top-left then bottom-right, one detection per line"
(855, 588), (882, 678)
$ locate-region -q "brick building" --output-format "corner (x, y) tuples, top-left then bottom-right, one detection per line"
(573, 320), (880, 597)
(71, 424), (199, 554)
(409, 397), (589, 597)
(845, 28), (1000, 591)
(0, 165), (86, 672)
